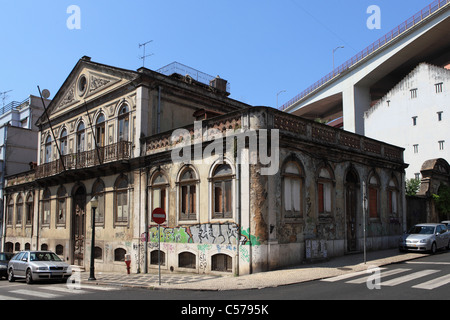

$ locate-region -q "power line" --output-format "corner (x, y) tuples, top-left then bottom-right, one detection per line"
(289, 0), (357, 52)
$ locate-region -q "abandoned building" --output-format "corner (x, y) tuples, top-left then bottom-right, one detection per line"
(2, 57), (407, 275)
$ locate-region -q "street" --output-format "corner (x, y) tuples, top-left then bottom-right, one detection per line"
(0, 251), (449, 301)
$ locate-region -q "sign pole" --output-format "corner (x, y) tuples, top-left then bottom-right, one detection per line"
(158, 223), (161, 286)
(152, 208), (166, 286)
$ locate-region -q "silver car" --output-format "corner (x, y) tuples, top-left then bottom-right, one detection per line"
(8, 251), (71, 284)
(399, 223), (450, 254)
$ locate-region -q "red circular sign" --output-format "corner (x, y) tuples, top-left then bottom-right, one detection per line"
(152, 208), (166, 225)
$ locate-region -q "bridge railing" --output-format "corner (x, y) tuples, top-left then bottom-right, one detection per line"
(280, 0), (450, 111)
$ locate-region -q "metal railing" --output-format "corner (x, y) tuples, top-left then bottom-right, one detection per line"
(156, 61), (231, 93)
(0, 97), (30, 116)
(280, 0), (450, 111)
(36, 141), (132, 179)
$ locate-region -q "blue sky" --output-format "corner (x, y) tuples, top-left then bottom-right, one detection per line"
(0, 0), (431, 109)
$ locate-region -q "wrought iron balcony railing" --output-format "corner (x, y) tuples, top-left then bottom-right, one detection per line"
(36, 141), (132, 179)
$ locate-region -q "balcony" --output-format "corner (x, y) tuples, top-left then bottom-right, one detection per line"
(36, 141), (132, 179)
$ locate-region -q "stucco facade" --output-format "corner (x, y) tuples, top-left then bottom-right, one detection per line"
(2, 57), (407, 275)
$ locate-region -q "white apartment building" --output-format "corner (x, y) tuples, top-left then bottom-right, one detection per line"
(364, 63), (450, 180)
(0, 95), (50, 242)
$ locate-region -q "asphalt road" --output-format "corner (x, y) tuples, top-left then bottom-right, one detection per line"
(1, 251), (449, 304)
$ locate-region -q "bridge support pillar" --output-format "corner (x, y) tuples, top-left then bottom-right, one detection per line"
(343, 85), (371, 135)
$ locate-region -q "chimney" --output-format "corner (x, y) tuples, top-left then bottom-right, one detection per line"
(210, 76), (228, 93)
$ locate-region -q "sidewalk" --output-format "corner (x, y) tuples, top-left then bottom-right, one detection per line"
(79, 249), (426, 291)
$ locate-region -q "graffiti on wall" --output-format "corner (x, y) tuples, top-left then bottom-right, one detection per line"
(146, 223), (261, 246)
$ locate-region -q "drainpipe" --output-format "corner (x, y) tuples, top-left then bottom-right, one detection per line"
(235, 161), (241, 276)
(1, 126), (7, 249)
(144, 168), (149, 273)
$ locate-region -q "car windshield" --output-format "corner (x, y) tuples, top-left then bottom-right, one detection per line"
(30, 252), (62, 262)
(0, 253), (12, 261)
(409, 226), (435, 235)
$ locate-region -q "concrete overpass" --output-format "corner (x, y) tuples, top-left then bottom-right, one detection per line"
(281, 0), (450, 135)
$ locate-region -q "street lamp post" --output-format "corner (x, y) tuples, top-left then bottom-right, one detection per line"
(89, 196), (98, 281)
(333, 46), (345, 76)
(277, 90), (286, 109)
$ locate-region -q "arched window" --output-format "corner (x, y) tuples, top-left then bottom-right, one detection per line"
(114, 248), (126, 262)
(115, 176), (128, 224)
(56, 186), (67, 225)
(388, 177), (399, 217)
(42, 189), (51, 225)
(92, 179), (105, 224)
(60, 128), (68, 156)
(55, 244), (64, 256)
(282, 161), (303, 218)
(76, 122), (85, 153)
(368, 173), (380, 219)
(150, 250), (166, 266)
(178, 252), (196, 269)
(94, 247), (103, 260)
(6, 197), (14, 225)
(149, 172), (168, 216)
(16, 195), (23, 225)
(4, 242), (13, 253)
(118, 104), (130, 142)
(212, 254), (232, 273)
(212, 163), (233, 219)
(96, 113), (106, 147)
(178, 167), (198, 221)
(318, 166), (334, 215)
(25, 193), (34, 225)
(45, 135), (52, 163)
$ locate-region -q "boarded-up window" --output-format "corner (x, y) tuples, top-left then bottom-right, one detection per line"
(388, 178), (399, 216)
(283, 162), (302, 217)
(368, 174), (380, 218)
(212, 164), (233, 219)
(115, 176), (128, 224)
(318, 167), (333, 215)
(150, 172), (168, 218)
(179, 168), (197, 221)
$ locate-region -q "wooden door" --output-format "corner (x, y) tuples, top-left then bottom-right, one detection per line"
(72, 187), (86, 266)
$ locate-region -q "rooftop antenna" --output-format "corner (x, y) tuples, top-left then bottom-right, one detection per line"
(0, 90), (13, 108)
(139, 40), (154, 68)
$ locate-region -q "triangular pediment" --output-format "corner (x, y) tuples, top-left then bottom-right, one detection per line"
(38, 57), (139, 125)
(55, 70), (121, 112)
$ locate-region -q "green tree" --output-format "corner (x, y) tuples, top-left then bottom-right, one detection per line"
(405, 178), (421, 196)
(432, 184), (450, 220)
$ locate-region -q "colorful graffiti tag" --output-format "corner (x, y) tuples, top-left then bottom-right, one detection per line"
(147, 223), (261, 246)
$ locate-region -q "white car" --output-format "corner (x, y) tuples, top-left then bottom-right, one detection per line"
(399, 223), (450, 254)
(8, 251), (71, 284)
(441, 221), (450, 230)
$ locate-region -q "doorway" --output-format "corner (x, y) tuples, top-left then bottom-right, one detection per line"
(345, 170), (359, 252)
(72, 185), (86, 266)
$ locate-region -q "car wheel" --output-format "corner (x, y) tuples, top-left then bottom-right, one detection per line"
(431, 242), (437, 254)
(26, 269), (33, 285)
(447, 240), (450, 250)
(8, 269), (15, 282)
